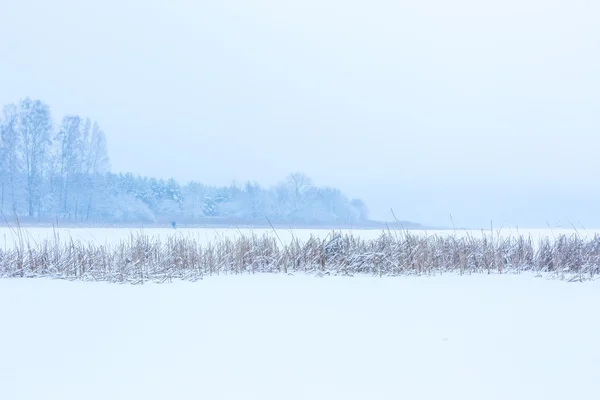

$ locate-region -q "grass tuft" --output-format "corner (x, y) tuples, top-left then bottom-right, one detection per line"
(1, 227), (599, 283)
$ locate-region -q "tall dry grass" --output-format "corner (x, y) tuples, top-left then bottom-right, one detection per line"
(1, 228), (599, 283)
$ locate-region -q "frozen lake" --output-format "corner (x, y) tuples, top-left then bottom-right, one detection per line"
(1, 225), (599, 249)
(0, 274), (598, 400)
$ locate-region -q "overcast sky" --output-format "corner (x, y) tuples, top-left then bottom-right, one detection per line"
(1, 0), (599, 228)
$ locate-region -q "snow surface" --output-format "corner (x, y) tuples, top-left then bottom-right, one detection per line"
(1, 226), (598, 249)
(1, 274), (599, 400)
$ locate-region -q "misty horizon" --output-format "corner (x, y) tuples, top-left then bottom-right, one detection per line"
(2, 0), (599, 228)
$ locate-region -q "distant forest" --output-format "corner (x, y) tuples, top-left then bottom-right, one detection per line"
(0, 98), (370, 225)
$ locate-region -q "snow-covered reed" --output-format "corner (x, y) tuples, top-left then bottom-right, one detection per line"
(1, 227), (599, 283)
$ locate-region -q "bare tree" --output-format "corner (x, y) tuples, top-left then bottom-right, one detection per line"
(84, 121), (110, 220)
(0, 104), (21, 214)
(16, 98), (53, 217)
(285, 172), (313, 220)
(56, 115), (82, 216)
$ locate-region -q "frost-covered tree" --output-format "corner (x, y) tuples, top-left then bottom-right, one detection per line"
(0, 99), (372, 225)
(16, 98), (53, 217)
(153, 178), (183, 216)
(54, 116), (110, 220)
(182, 181), (208, 220)
(351, 198), (369, 221)
(83, 121), (110, 220)
(272, 173), (315, 221)
(242, 181), (266, 220)
(56, 115), (82, 215)
(0, 104), (22, 214)
(86, 122), (109, 175)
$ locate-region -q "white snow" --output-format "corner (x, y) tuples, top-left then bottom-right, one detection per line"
(1, 274), (599, 400)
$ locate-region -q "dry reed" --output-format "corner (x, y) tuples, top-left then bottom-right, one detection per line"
(1, 229), (599, 283)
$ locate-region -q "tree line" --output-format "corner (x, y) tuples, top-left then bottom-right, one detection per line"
(0, 98), (369, 225)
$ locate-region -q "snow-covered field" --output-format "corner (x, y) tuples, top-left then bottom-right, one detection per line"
(1, 226), (598, 248)
(1, 274), (599, 400)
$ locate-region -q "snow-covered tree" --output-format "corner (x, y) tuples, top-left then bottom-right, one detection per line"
(0, 99), (372, 225)
(16, 98), (53, 217)
(0, 104), (22, 214)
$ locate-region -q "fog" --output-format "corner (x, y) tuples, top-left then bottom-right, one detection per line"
(1, 0), (598, 228)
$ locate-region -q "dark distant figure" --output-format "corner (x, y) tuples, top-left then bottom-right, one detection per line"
(171, 221), (177, 229)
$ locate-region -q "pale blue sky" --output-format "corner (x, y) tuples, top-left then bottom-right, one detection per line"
(1, 0), (599, 227)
